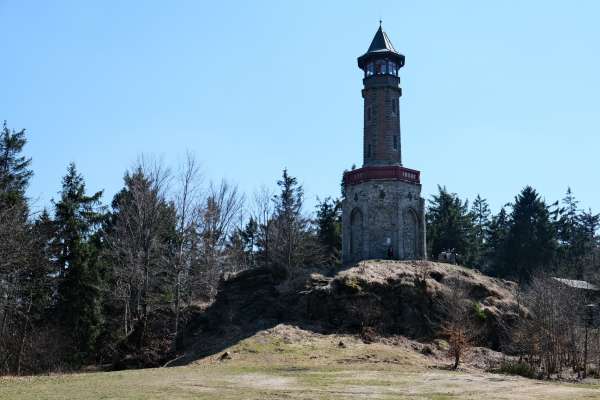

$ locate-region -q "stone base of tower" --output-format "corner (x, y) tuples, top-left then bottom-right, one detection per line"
(341, 166), (426, 265)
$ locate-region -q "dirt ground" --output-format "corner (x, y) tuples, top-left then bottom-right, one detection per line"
(3, 324), (600, 400)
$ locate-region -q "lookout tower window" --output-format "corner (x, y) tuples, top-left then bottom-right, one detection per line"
(391, 99), (396, 114)
(367, 107), (372, 121)
(375, 60), (387, 74)
(367, 144), (372, 158)
(393, 135), (398, 150)
(387, 61), (398, 76)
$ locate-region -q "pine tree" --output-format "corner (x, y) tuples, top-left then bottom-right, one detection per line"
(504, 186), (556, 283)
(54, 163), (105, 361)
(426, 186), (475, 265)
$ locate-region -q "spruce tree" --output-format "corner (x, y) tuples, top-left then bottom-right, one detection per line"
(578, 208), (600, 279)
(484, 207), (510, 276)
(105, 167), (177, 346)
(315, 197), (341, 266)
(426, 186), (475, 264)
(270, 169), (317, 272)
(0, 121), (33, 210)
(240, 217), (258, 267)
(470, 194), (491, 269)
(504, 186), (556, 283)
(556, 188), (586, 277)
(54, 163), (105, 361)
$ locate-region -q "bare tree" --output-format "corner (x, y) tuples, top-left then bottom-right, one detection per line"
(198, 179), (244, 296)
(252, 185), (274, 267)
(512, 273), (594, 379)
(172, 152), (203, 345)
(105, 156), (175, 348)
(440, 280), (476, 370)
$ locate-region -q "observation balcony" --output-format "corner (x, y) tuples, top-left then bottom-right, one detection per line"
(343, 165), (420, 186)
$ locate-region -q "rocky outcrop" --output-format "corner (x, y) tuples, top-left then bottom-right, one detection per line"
(179, 261), (524, 363)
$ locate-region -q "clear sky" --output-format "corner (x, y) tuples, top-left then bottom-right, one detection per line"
(2, 1), (599, 216)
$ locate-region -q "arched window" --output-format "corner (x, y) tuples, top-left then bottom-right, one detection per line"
(350, 208), (364, 260)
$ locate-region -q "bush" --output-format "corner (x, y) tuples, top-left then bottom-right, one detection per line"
(496, 360), (536, 379)
(472, 302), (487, 321)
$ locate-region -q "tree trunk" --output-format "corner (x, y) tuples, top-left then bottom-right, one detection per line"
(174, 271), (181, 350)
(583, 325), (589, 379)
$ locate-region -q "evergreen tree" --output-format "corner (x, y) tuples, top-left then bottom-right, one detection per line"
(239, 217), (258, 267)
(104, 167), (177, 345)
(484, 207), (510, 276)
(27, 210), (58, 319)
(54, 163), (105, 360)
(556, 188), (587, 278)
(0, 121), (33, 210)
(504, 186), (556, 283)
(315, 197), (341, 266)
(270, 169), (319, 272)
(0, 122), (37, 375)
(426, 186), (474, 264)
(579, 208), (600, 279)
(470, 194), (491, 269)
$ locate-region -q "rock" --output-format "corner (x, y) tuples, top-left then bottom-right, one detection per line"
(434, 339), (449, 351)
(338, 341), (346, 348)
(360, 327), (377, 344)
(420, 345), (434, 356)
(219, 351), (231, 361)
(181, 261), (525, 362)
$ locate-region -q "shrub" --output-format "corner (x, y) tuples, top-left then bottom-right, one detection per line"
(472, 302), (487, 321)
(496, 360), (536, 379)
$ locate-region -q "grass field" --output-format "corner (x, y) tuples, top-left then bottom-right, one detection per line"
(2, 325), (599, 400)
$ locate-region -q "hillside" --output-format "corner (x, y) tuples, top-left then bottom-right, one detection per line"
(4, 324), (600, 400)
(171, 260), (523, 366)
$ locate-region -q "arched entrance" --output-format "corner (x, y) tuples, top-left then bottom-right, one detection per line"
(350, 208), (364, 261)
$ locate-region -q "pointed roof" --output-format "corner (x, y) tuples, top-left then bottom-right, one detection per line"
(357, 24), (405, 70)
(367, 25), (397, 53)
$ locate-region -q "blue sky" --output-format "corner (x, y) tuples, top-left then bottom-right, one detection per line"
(2, 1), (599, 215)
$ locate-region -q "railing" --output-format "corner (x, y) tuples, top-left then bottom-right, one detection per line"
(343, 165), (421, 186)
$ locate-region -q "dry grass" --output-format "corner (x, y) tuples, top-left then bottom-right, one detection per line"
(2, 324), (599, 400)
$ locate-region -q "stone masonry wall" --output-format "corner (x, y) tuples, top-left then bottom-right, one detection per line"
(342, 179), (426, 264)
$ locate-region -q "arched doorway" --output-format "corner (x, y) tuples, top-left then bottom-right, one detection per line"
(350, 208), (364, 261)
(403, 209), (418, 259)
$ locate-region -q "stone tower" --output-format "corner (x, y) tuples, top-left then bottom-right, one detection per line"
(342, 24), (426, 264)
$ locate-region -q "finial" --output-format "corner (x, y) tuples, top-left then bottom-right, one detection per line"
(379, 19), (382, 27)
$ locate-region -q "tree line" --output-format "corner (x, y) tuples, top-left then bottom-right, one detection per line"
(427, 185), (600, 284)
(0, 122), (341, 374)
(2, 121), (599, 376)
